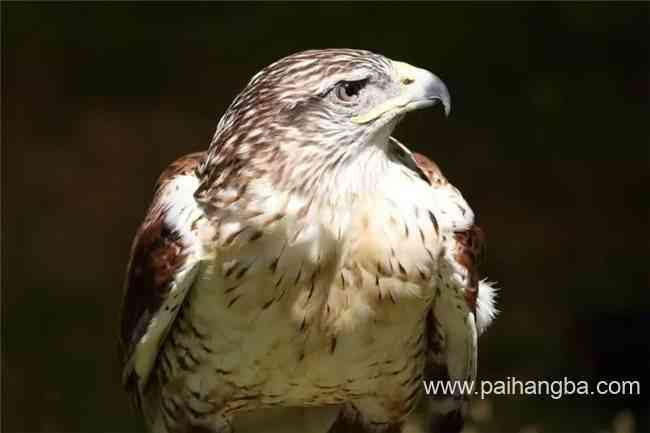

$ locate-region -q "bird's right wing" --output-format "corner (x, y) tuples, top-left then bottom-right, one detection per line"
(120, 152), (207, 399)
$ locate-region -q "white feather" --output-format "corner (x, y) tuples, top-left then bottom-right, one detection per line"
(476, 280), (499, 335)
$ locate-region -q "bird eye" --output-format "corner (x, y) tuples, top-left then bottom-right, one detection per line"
(334, 79), (368, 102)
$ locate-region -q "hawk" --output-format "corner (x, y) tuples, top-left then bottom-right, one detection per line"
(120, 49), (497, 433)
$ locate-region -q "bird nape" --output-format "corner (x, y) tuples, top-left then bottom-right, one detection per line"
(119, 48), (498, 433)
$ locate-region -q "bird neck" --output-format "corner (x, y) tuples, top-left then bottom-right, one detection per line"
(269, 138), (393, 213)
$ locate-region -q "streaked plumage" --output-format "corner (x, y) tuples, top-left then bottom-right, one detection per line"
(120, 49), (497, 433)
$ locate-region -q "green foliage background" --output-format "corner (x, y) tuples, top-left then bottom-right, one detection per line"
(3, 3), (648, 433)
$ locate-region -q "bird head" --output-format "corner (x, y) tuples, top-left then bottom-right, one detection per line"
(198, 49), (450, 196)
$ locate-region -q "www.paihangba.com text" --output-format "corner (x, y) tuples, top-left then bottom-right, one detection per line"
(423, 377), (641, 400)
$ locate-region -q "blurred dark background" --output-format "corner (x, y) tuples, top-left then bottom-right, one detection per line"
(2, 3), (648, 433)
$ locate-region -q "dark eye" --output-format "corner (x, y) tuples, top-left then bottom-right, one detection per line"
(334, 79), (368, 102)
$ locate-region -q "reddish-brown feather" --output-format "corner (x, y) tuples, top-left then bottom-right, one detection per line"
(412, 152), (448, 185)
(412, 152), (484, 314)
(119, 152), (205, 389)
(454, 226), (484, 313)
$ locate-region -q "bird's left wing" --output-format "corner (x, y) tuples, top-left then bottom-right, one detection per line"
(408, 150), (496, 337)
(120, 152), (207, 396)
(390, 138), (497, 432)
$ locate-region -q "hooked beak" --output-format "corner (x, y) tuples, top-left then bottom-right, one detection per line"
(392, 61), (451, 116)
(352, 60), (451, 124)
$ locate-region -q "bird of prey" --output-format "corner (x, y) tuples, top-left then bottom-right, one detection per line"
(120, 49), (497, 433)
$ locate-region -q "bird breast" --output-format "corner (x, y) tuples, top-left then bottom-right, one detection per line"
(172, 169), (453, 412)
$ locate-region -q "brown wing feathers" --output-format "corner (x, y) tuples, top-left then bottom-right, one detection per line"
(413, 152), (484, 433)
(412, 152), (484, 315)
(119, 152), (204, 389)
(454, 225), (484, 314)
